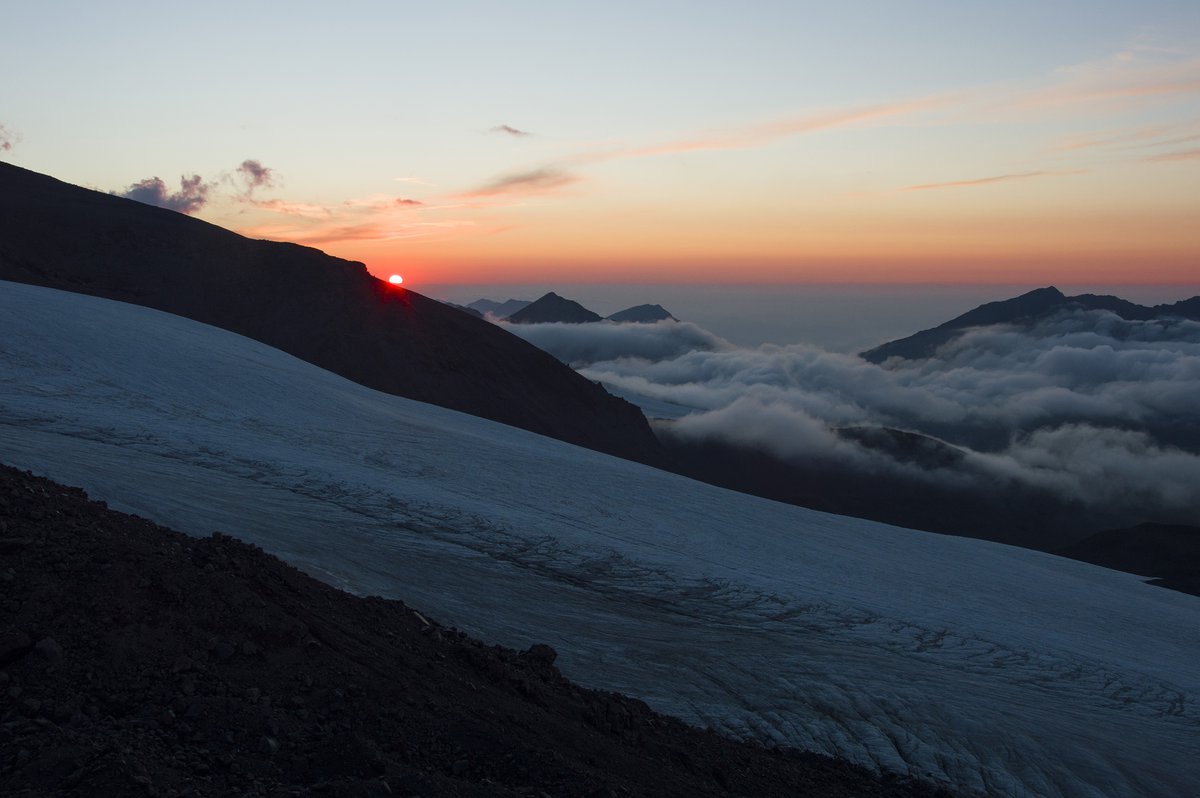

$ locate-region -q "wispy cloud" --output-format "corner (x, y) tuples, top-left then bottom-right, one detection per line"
(0, 122), (15, 152)
(1053, 124), (1173, 151)
(1019, 51), (1200, 110)
(252, 199), (331, 218)
(491, 124), (532, 137)
(341, 194), (424, 210)
(393, 176), (434, 186)
(462, 167), (581, 198)
(463, 97), (946, 201)
(617, 97), (948, 159)
(241, 217), (477, 246)
(115, 174), (213, 214)
(1144, 147), (1200, 162)
(903, 170), (1082, 192)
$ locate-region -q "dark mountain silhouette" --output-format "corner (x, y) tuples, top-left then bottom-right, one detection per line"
(1056, 522), (1200, 597)
(862, 286), (1200, 363)
(466, 297), (532, 318)
(441, 301), (484, 318)
(0, 162), (662, 465)
(657, 422), (1092, 552)
(0, 463), (947, 797)
(506, 291), (603, 324)
(607, 303), (677, 323)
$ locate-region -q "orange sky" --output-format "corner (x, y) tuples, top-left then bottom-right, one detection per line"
(5, 5), (1197, 288)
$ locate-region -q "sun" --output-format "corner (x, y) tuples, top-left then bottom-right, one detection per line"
(388, 274), (403, 285)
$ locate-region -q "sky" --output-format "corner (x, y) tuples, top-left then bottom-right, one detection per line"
(2, 1), (1199, 288)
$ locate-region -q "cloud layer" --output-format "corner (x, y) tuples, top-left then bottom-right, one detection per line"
(504, 309), (1200, 524)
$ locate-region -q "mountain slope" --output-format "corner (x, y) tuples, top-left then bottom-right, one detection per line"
(862, 286), (1200, 362)
(607, 303), (677, 323)
(506, 292), (603, 324)
(3, 282), (1198, 797)
(466, 298), (532, 318)
(1057, 522), (1200, 596)
(0, 162), (660, 464)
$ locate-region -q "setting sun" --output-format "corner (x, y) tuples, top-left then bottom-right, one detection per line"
(388, 274), (403, 285)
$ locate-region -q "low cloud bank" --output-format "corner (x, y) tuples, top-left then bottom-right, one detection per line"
(505, 309), (1200, 522)
(499, 319), (729, 367)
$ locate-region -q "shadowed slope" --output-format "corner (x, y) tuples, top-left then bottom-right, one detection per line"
(0, 162), (661, 464)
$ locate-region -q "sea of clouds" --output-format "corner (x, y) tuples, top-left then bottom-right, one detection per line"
(499, 310), (1200, 523)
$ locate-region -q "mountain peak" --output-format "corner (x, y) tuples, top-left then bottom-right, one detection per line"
(507, 292), (602, 324)
(861, 285), (1199, 363)
(607, 304), (677, 323)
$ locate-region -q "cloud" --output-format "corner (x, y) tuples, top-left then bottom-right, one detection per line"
(1144, 147), (1200, 162)
(236, 159), (275, 194)
(342, 195), (423, 209)
(903, 170), (1082, 192)
(1019, 51), (1200, 111)
(463, 167), (580, 198)
(617, 97), (947, 159)
(252, 199), (332, 218)
(0, 123), (14, 152)
(491, 124), (532, 137)
(116, 174), (212, 214)
(514, 307), (1200, 522)
(498, 319), (729, 366)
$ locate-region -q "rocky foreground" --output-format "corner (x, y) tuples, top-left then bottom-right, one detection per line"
(0, 464), (950, 797)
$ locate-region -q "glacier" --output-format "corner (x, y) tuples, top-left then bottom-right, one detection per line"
(1, 280), (1197, 797)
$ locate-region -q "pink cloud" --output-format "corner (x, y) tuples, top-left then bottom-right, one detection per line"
(903, 170), (1083, 192)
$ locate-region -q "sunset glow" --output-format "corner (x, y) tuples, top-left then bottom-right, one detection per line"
(388, 274), (403, 285)
(3, 3), (1197, 288)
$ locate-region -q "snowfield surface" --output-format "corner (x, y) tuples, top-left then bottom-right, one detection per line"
(2, 281), (1197, 797)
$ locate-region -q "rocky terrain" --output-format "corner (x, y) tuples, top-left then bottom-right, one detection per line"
(0, 463), (950, 797)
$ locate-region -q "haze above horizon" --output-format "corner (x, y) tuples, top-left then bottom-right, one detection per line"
(2, 1), (1198, 286)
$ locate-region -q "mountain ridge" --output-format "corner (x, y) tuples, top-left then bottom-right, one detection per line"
(862, 286), (1200, 363)
(506, 291), (603, 324)
(0, 161), (662, 465)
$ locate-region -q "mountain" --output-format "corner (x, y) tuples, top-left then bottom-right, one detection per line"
(862, 286), (1200, 363)
(0, 162), (660, 465)
(4, 281), (1198, 797)
(1057, 522), (1200, 597)
(506, 291), (602, 324)
(442, 300), (485, 318)
(606, 303), (677, 323)
(466, 297), (532, 318)
(658, 423), (1090, 551)
(1, 464), (943, 797)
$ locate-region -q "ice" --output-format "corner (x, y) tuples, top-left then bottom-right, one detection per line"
(1, 280), (1197, 797)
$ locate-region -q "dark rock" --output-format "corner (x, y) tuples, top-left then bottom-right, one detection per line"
(0, 630), (32, 666)
(523, 644), (558, 667)
(32, 637), (63, 667)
